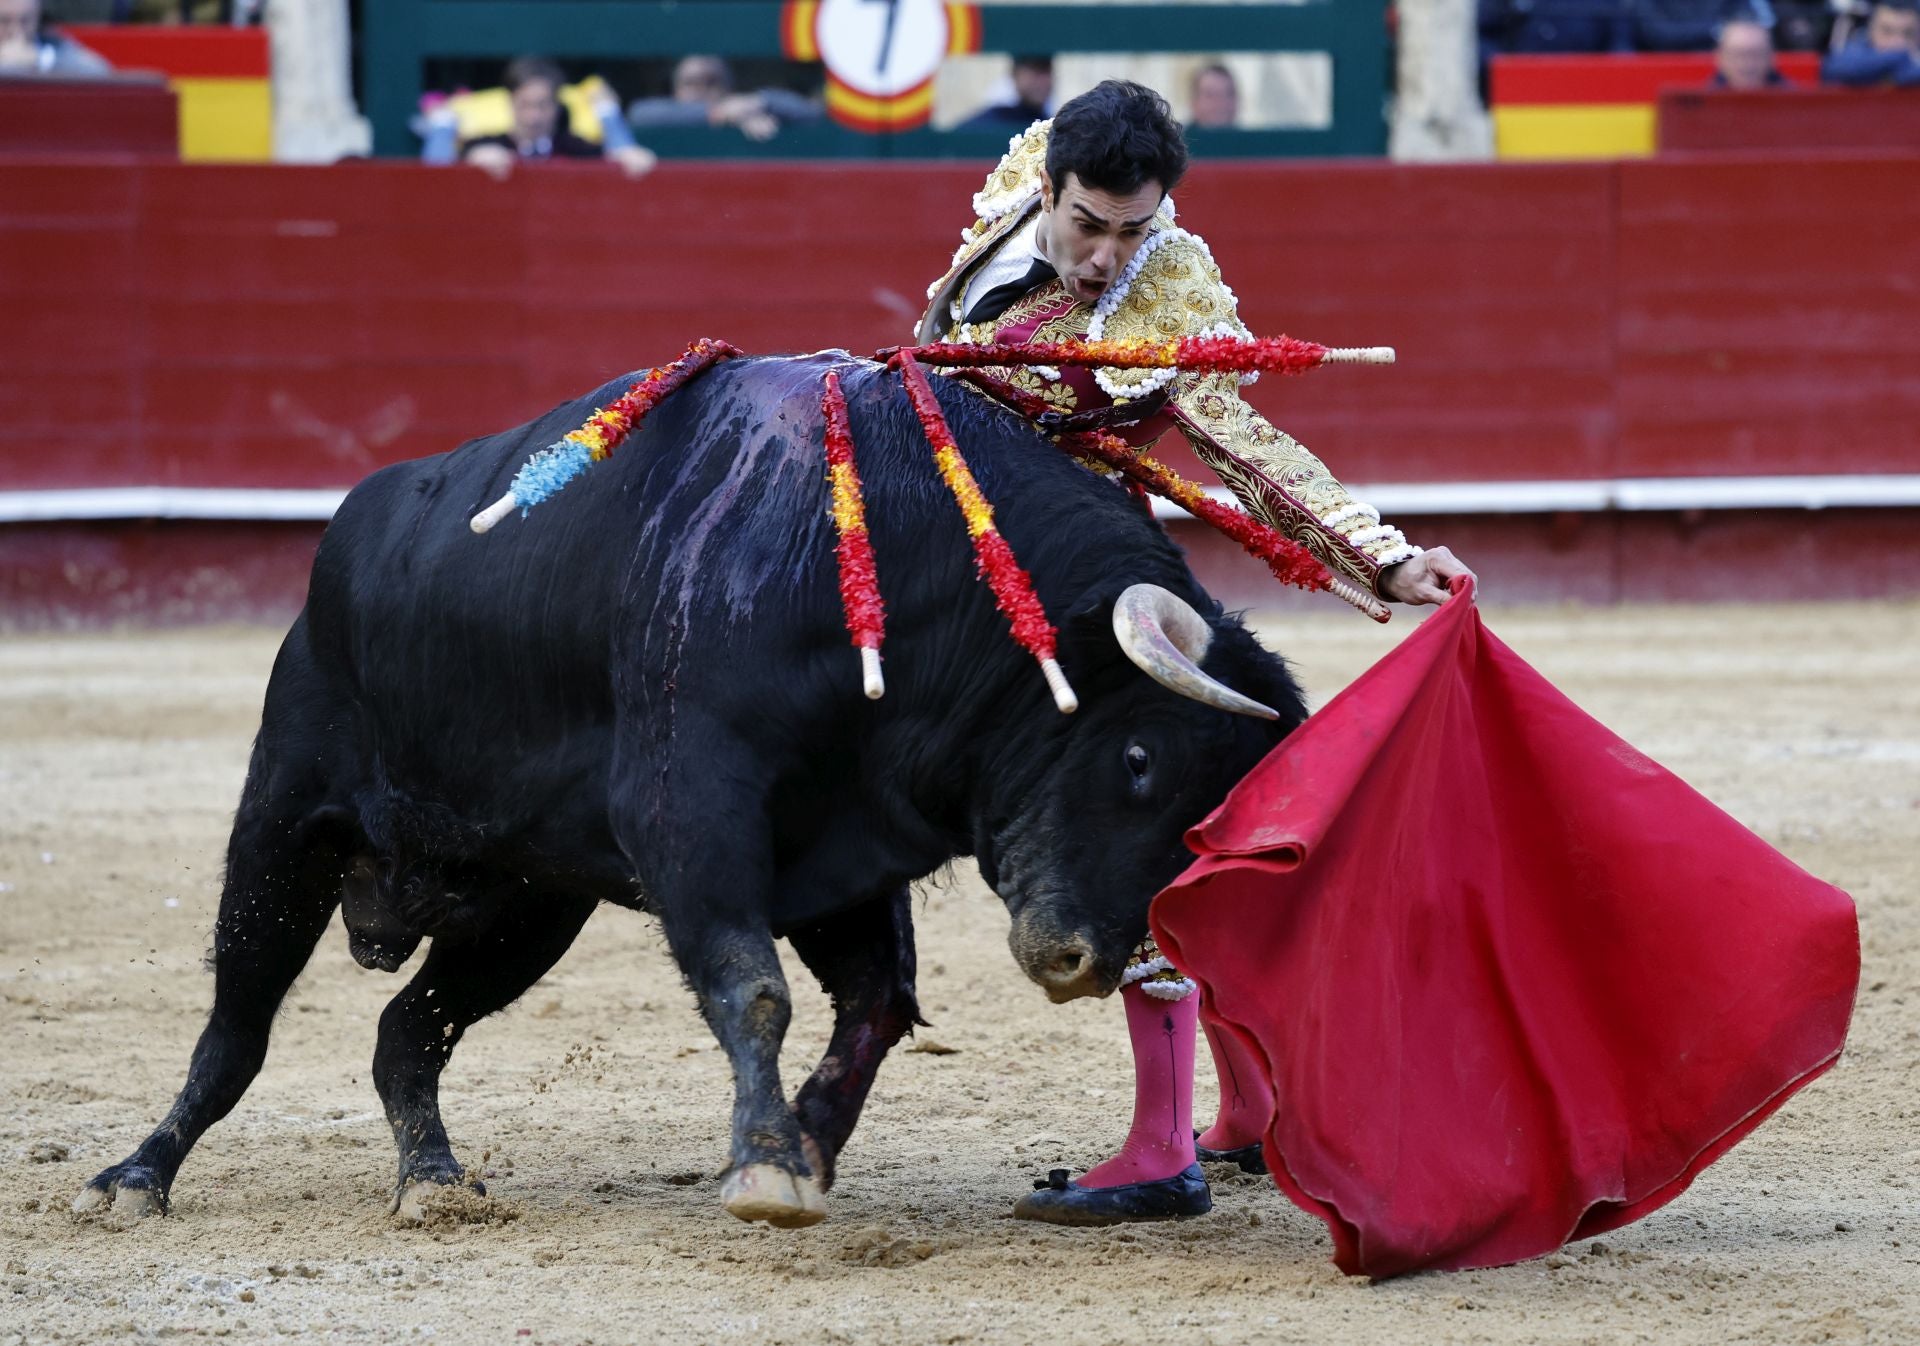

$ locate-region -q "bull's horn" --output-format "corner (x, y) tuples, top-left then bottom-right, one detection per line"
(1111, 584), (1279, 720)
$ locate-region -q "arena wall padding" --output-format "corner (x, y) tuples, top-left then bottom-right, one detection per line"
(0, 80), (179, 159)
(1659, 87), (1920, 154)
(2, 154), (1917, 623)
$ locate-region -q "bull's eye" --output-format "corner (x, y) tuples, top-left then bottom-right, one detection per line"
(1124, 744), (1151, 780)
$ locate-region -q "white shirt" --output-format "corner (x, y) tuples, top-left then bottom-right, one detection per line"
(959, 213), (1050, 321)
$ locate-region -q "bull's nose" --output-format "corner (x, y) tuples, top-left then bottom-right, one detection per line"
(1035, 940), (1103, 1002)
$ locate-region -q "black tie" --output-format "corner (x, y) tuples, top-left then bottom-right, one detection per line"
(965, 255), (1057, 325)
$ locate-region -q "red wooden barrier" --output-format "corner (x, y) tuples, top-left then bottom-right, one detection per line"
(0, 77), (177, 158)
(1660, 87), (1920, 153)
(1616, 153), (1920, 477)
(1493, 53), (1824, 105)
(2, 154), (1917, 623)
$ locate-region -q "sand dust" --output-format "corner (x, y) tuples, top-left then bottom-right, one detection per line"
(2, 601), (1916, 1344)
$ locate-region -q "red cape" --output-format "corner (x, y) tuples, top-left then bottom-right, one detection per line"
(1151, 580), (1859, 1278)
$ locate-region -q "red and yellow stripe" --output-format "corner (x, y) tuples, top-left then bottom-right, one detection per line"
(559, 338), (742, 464)
(910, 334), (1338, 377)
(1063, 430), (1330, 593)
(824, 74), (937, 133)
(780, 1), (821, 60)
(945, 3), (982, 54)
(897, 353), (1057, 665)
(821, 372), (886, 653)
(63, 24), (269, 161)
(1488, 53), (1821, 160)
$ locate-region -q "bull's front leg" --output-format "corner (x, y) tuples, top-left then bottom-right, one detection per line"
(672, 916), (825, 1227)
(616, 726), (823, 1227)
(786, 887), (925, 1190)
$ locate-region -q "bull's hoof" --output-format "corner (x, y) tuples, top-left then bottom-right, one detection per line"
(391, 1171), (484, 1223)
(391, 1180), (443, 1225)
(72, 1166), (168, 1224)
(720, 1163), (827, 1229)
(391, 1177), (512, 1228)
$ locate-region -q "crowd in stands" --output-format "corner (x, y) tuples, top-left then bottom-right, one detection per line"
(1823, 0), (1920, 83)
(1481, 0), (1920, 88)
(1482, 0), (1817, 55)
(8, 0), (1919, 166)
(434, 56), (657, 179)
(627, 54), (822, 142)
(6, 0), (1254, 144)
(406, 49), (1250, 169)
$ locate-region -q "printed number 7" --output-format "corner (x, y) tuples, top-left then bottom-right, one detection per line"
(863, 0), (900, 77)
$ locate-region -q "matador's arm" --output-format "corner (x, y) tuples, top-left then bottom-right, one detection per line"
(1168, 373), (1417, 598)
(1091, 229), (1419, 600)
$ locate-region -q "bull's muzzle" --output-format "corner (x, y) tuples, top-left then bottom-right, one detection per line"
(1035, 938), (1104, 1002)
(1010, 918), (1123, 1003)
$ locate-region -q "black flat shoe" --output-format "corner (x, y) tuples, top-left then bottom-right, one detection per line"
(1194, 1132), (1269, 1175)
(1011, 1164), (1212, 1226)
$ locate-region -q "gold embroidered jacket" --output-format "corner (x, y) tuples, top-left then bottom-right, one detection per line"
(915, 122), (1419, 597)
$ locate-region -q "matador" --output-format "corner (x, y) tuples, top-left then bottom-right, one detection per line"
(914, 79), (1473, 1224)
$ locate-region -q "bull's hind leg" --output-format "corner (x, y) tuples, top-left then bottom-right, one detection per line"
(372, 890), (597, 1221)
(74, 756), (346, 1220)
(787, 888), (925, 1190)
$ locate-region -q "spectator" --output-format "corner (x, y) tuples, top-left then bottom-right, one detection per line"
(1636, 0), (1800, 51)
(626, 55), (821, 143)
(1711, 15), (1789, 85)
(1823, 0), (1920, 84)
(1768, 0), (1833, 50)
(0, 0), (108, 73)
(954, 54), (1055, 130)
(1187, 62), (1240, 128)
(461, 56), (655, 178)
(1479, 0), (1634, 56)
(1633, 0), (1730, 51)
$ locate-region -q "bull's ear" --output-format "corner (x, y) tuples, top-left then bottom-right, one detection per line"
(1056, 594), (1119, 658)
(1060, 587), (1224, 648)
(1037, 595), (1122, 705)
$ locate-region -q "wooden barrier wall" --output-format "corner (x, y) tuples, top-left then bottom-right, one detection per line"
(3, 153), (1918, 622)
(1659, 87), (1920, 154)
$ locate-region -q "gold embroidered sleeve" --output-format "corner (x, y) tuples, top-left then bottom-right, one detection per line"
(1170, 373), (1421, 595)
(1090, 232), (1419, 595)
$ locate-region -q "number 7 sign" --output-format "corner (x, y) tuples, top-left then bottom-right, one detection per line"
(783, 0), (983, 131)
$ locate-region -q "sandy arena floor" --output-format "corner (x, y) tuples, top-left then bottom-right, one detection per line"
(1, 601), (1916, 1345)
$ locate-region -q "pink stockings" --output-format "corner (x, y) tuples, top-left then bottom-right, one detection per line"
(1077, 984), (1276, 1189)
(1078, 982), (1198, 1187)
(1197, 1017), (1272, 1152)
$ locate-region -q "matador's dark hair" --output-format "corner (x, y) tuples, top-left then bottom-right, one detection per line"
(1045, 80), (1189, 200)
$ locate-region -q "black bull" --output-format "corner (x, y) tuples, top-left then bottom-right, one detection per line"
(77, 353), (1308, 1228)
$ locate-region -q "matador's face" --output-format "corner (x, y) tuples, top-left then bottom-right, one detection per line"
(1035, 170), (1163, 309)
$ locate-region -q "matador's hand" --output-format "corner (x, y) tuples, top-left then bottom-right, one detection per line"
(1379, 546), (1476, 606)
